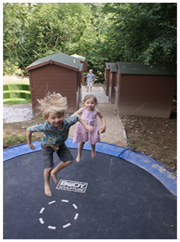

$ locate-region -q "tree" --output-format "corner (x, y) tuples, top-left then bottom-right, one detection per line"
(3, 3), (176, 79)
(3, 3), (32, 74)
(3, 3), (92, 73)
(103, 3), (177, 65)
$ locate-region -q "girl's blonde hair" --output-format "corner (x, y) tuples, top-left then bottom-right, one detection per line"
(83, 94), (98, 105)
(37, 92), (68, 119)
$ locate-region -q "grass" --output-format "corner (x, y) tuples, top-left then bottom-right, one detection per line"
(3, 134), (42, 148)
(3, 135), (27, 146)
(3, 99), (31, 105)
(3, 82), (31, 105)
(129, 143), (141, 150)
(126, 123), (130, 127)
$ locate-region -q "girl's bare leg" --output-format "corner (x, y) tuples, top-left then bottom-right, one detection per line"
(76, 142), (85, 162)
(44, 168), (53, 196)
(91, 144), (96, 158)
(51, 160), (73, 184)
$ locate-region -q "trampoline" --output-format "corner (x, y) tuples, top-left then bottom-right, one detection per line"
(3, 139), (177, 239)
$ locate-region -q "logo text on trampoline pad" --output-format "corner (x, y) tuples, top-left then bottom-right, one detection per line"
(56, 179), (88, 193)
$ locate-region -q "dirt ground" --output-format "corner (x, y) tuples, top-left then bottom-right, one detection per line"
(120, 107), (177, 172)
(3, 75), (177, 172)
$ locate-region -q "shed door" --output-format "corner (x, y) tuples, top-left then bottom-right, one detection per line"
(114, 72), (119, 113)
(114, 87), (118, 113)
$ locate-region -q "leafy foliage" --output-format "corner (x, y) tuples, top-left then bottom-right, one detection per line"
(103, 3), (177, 65)
(3, 3), (177, 81)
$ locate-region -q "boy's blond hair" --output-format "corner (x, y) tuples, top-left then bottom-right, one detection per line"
(37, 92), (68, 120)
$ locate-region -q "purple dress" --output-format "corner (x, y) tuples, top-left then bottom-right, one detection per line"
(73, 108), (100, 145)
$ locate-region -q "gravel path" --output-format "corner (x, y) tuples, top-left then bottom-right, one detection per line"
(3, 105), (33, 123)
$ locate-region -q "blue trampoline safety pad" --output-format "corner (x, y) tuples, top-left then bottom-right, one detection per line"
(3, 139), (177, 198)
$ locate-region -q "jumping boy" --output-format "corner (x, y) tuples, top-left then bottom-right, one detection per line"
(27, 92), (93, 196)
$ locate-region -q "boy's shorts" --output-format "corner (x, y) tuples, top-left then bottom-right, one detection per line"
(41, 143), (73, 168)
(87, 81), (93, 87)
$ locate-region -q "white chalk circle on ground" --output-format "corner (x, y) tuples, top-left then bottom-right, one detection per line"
(39, 200), (79, 230)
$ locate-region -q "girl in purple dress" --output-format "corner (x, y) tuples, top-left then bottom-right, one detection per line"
(73, 94), (106, 162)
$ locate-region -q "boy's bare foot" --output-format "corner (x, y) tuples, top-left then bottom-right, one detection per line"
(76, 154), (81, 162)
(45, 183), (52, 196)
(92, 150), (96, 158)
(51, 170), (59, 185)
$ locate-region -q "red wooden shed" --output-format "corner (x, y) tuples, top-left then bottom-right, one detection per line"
(25, 52), (87, 114)
(114, 62), (176, 118)
(108, 63), (117, 104)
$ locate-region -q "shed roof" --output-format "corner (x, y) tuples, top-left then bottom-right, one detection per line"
(25, 52), (83, 72)
(117, 62), (177, 76)
(110, 63), (117, 72)
(71, 54), (86, 61)
(105, 63), (111, 69)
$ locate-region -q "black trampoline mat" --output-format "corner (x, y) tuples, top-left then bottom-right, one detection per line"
(3, 149), (177, 239)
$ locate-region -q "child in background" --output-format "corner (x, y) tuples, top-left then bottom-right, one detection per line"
(86, 69), (95, 92)
(73, 94), (106, 162)
(27, 92), (93, 197)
